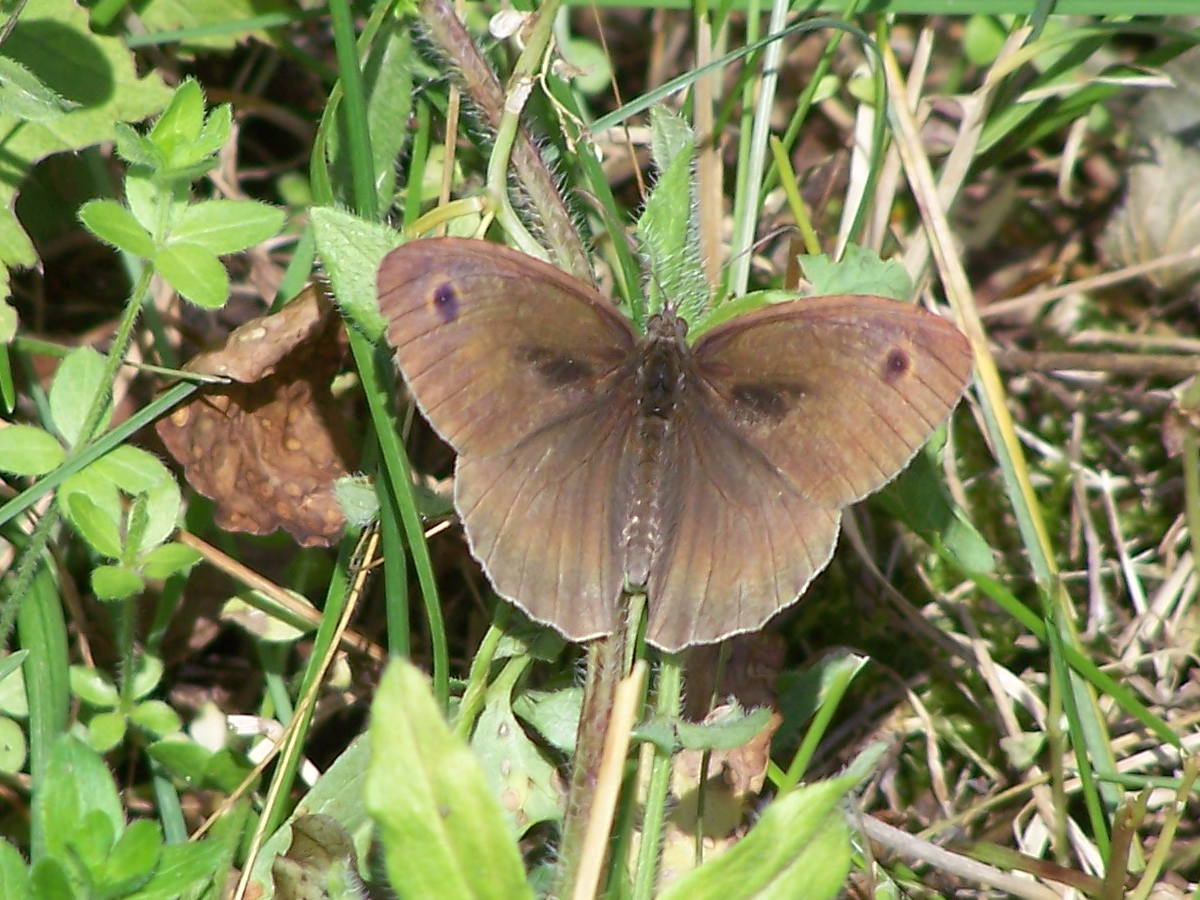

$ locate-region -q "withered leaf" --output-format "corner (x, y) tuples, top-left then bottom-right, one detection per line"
(156, 284), (356, 547)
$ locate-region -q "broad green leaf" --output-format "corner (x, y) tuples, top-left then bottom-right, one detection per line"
(193, 103), (232, 159)
(113, 121), (163, 169)
(0, 716), (28, 774)
(0, 0), (171, 274)
(0, 838), (31, 899)
(170, 200), (284, 255)
(512, 687), (581, 755)
(798, 245), (913, 300)
(48, 346), (110, 447)
(130, 700), (180, 737)
(133, 836), (228, 900)
(34, 736), (123, 863)
(68, 666), (119, 708)
(130, 655), (164, 700)
(659, 777), (855, 900)
(139, 542), (201, 580)
(0, 55), (80, 121)
(125, 171), (187, 236)
(361, 19), (412, 209)
(93, 819), (160, 897)
(28, 858), (73, 900)
(65, 493), (122, 558)
(92, 565), (145, 600)
(78, 199), (155, 258)
(87, 711), (128, 752)
(146, 738), (212, 787)
(91, 445), (180, 549)
(0, 424), (64, 475)
(471, 684), (562, 836)
(59, 466), (121, 539)
(310, 206), (394, 340)
(154, 242), (228, 309)
(367, 661), (531, 900)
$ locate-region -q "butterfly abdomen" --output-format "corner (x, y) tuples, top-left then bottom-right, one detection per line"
(621, 315), (690, 592)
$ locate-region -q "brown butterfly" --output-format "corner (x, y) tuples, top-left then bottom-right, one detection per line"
(377, 237), (972, 651)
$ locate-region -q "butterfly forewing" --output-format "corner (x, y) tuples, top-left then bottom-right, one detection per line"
(378, 238), (637, 457)
(692, 296), (972, 509)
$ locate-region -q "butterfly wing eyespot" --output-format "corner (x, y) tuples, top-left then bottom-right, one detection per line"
(692, 295), (972, 509)
(377, 237), (637, 458)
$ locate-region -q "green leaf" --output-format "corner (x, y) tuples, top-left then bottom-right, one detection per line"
(170, 200), (284, 255)
(154, 242), (228, 309)
(0, 424), (65, 475)
(0, 55), (80, 121)
(471, 684), (563, 836)
(69, 666), (119, 708)
(112, 121), (163, 169)
(59, 466), (121, 540)
(133, 836), (227, 900)
(798, 244), (913, 300)
(310, 206), (394, 340)
(48, 346), (110, 447)
(0, 837), (31, 899)
(0, 716), (28, 774)
(78, 199), (155, 258)
(92, 565), (145, 601)
(364, 22), (413, 209)
(130, 655), (164, 701)
(637, 108), (709, 323)
(366, 661), (532, 900)
(125, 171), (186, 236)
(146, 737), (212, 788)
(0, 0), (171, 276)
(34, 736), (123, 863)
(87, 711), (128, 752)
(130, 700), (180, 737)
(149, 79), (205, 164)
(89, 445), (180, 548)
(139, 542), (201, 580)
(28, 858), (74, 900)
(658, 777), (855, 900)
(93, 818), (160, 897)
(877, 443), (995, 575)
(64, 493), (123, 558)
(512, 687), (581, 755)
(675, 706), (773, 751)
(193, 103), (232, 159)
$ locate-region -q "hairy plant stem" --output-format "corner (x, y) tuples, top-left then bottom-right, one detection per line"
(418, 0), (591, 281)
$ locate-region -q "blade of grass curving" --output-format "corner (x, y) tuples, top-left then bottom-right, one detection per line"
(14, 551), (70, 863)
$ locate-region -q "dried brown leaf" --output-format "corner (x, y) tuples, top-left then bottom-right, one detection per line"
(156, 284), (355, 547)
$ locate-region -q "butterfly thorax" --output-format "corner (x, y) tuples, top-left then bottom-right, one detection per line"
(623, 312), (690, 592)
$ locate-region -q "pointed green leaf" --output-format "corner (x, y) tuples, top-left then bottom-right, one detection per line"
(367, 661), (532, 900)
(0, 425), (64, 475)
(64, 493), (123, 558)
(48, 346), (110, 447)
(139, 542), (201, 580)
(0, 55), (80, 121)
(92, 565), (144, 601)
(171, 200), (284, 255)
(0, 837), (31, 899)
(78, 199), (155, 258)
(93, 818), (160, 896)
(154, 242), (228, 309)
(659, 777), (855, 900)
